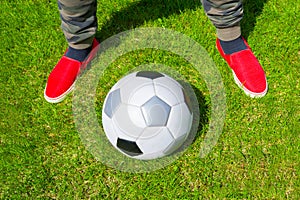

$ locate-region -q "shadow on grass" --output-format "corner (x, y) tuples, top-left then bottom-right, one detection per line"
(192, 85), (209, 136)
(173, 80), (209, 150)
(96, 0), (201, 41)
(241, 0), (268, 39)
(96, 0), (268, 41)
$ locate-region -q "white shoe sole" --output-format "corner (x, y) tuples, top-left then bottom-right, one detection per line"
(44, 82), (75, 103)
(232, 70), (268, 98)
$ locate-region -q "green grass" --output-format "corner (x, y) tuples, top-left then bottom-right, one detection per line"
(1, 0), (299, 199)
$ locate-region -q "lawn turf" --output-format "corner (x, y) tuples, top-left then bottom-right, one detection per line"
(0, 0), (299, 199)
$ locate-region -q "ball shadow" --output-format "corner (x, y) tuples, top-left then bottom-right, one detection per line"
(191, 85), (209, 136)
(174, 80), (209, 154)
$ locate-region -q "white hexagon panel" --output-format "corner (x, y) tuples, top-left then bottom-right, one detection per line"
(153, 76), (185, 106)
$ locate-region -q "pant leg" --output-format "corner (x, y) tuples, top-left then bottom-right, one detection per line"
(202, 0), (243, 41)
(58, 0), (97, 49)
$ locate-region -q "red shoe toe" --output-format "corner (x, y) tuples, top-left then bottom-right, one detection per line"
(44, 56), (81, 103)
(216, 38), (268, 98)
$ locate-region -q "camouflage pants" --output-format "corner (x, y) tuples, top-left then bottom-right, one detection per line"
(202, 0), (243, 41)
(58, 0), (97, 49)
(58, 0), (243, 49)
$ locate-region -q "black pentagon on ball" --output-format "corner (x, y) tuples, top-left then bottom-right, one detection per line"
(117, 138), (143, 156)
(136, 71), (164, 79)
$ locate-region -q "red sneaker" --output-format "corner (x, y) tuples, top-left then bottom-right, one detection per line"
(44, 39), (99, 103)
(216, 38), (268, 98)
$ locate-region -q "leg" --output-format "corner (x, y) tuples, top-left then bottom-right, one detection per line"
(202, 0), (243, 41)
(202, 0), (247, 54)
(58, 0), (97, 49)
(202, 0), (268, 98)
(58, 0), (98, 61)
(44, 0), (99, 103)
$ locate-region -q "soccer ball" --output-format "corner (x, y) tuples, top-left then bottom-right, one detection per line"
(102, 71), (193, 160)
